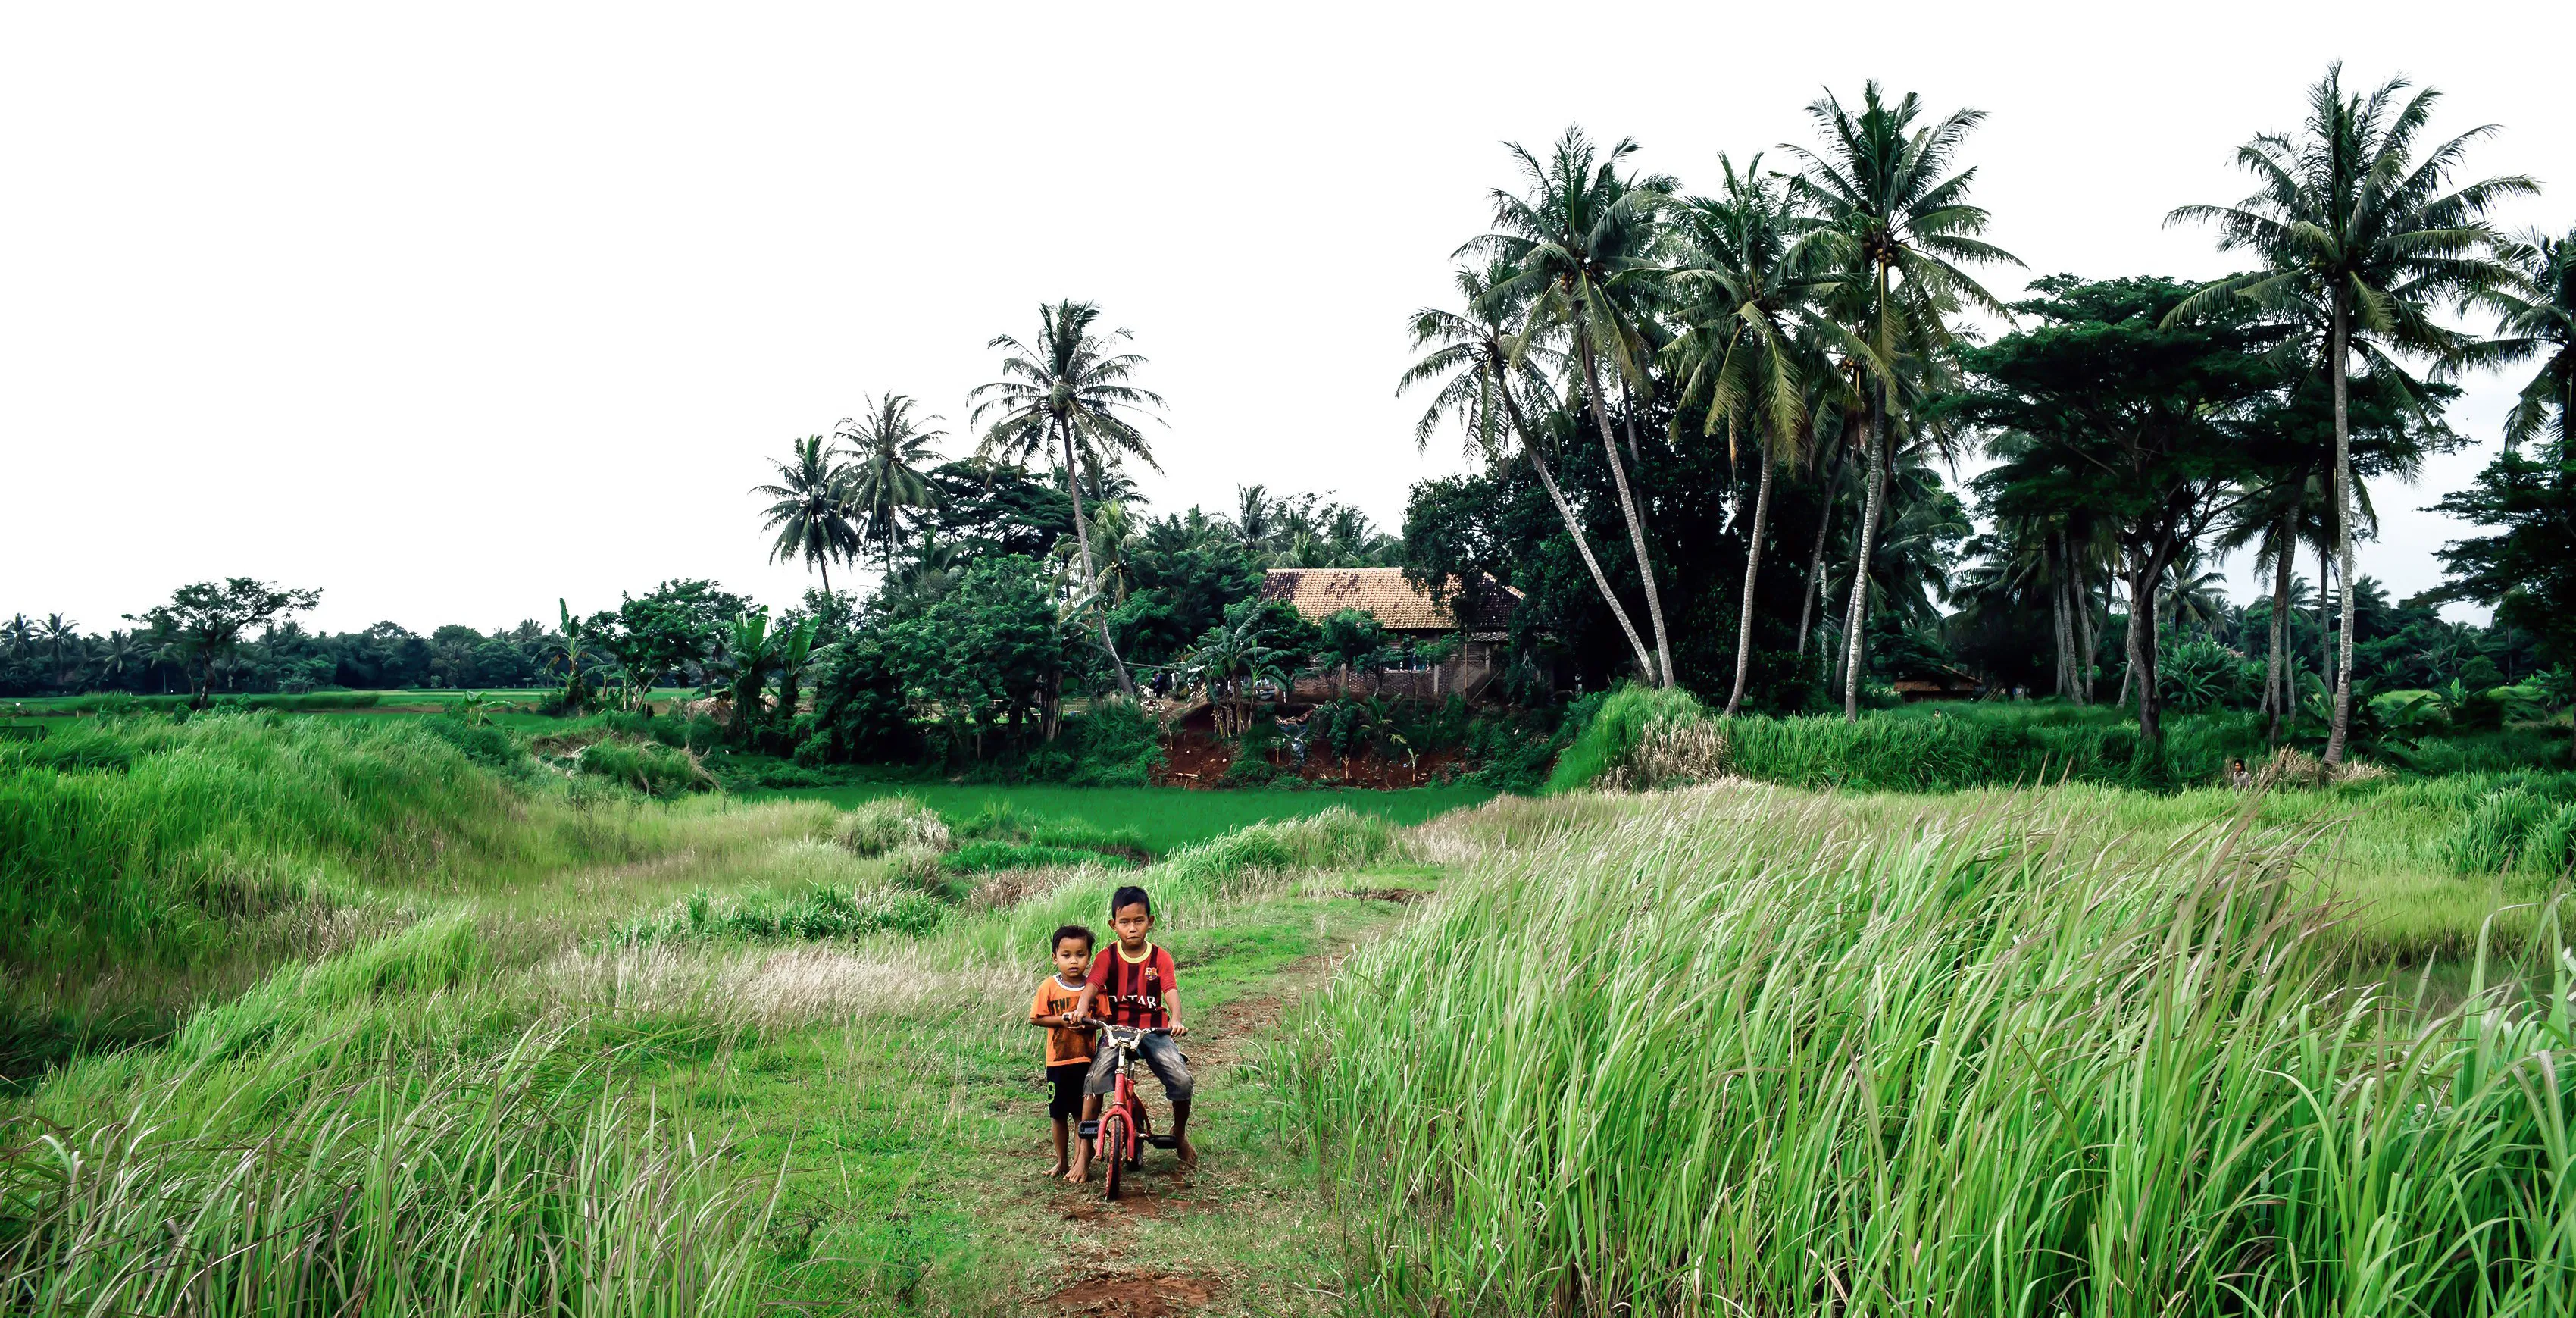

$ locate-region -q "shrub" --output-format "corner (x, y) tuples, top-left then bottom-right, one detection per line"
(634, 884), (948, 943)
(832, 795), (952, 857)
(1064, 700), (1166, 786)
(951, 802), (1146, 860)
(419, 716), (530, 775)
(941, 840), (1134, 875)
(572, 737), (714, 797)
(2526, 803), (2576, 881)
(1158, 806), (1394, 894)
(1221, 753), (1280, 787)
(2445, 783), (2576, 878)
(1543, 685), (1714, 794)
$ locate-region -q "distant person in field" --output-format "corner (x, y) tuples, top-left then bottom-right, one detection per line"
(1068, 884), (1193, 1177)
(1027, 924), (1097, 1181)
(2231, 757), (2256, 790)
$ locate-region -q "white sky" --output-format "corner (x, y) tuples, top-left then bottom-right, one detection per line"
(4, 2), (2568, 635)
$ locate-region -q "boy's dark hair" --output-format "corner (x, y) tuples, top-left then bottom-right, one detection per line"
(1052, 925), (1094, 953)
(1109, 885), (1152, 919)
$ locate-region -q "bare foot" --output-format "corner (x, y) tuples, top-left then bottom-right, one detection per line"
(1066, 1157), (1089, 1183)
(1174, 1135), (1198, 1168)
(1044, 1160), (1068, 1179)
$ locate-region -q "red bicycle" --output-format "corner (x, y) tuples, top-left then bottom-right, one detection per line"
(1079, 1024), (1180, 1201)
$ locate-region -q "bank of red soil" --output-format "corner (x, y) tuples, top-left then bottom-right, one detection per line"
(1150, 726), (1465, 790)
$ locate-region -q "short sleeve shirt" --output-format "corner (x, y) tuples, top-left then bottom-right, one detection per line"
(1086, 944), (1177, 1030)
(1030, 976), (1094, 1066)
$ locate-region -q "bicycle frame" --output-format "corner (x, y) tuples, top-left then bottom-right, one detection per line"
(1080, 1025), (1174, 1198)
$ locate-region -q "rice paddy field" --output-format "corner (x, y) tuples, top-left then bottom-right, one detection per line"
(4, 708), (2571, 1316)
(758, 781), (1493, 854)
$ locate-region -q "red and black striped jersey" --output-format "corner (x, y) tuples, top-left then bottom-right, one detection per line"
(1086, 944), (1177, 1029)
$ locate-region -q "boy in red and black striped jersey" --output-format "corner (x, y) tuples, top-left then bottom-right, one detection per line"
(1068, 884), (1195, 1175)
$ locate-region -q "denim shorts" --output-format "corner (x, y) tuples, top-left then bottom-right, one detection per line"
(1083, 1030), (1192, 1103)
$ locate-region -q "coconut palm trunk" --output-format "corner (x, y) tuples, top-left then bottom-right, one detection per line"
(2317, 538), (2334, 691)
(2131, 556), (2165, 746)
(1840, 395), (1887, 721)
(1577, 341), (1673, 687)
(1493, 374), (1658, 681)
(1796, 440), (1848, 659)
(1724, 453), (1773, 715)
(2324, 302), (2359, 765)
(2074, 560), (2096, 706)
(2118, 557), (2142, 709)
(2051, 533), (2074, 698)
(2266, 500), (2296, 742)
(1062, 421), (1137, 698)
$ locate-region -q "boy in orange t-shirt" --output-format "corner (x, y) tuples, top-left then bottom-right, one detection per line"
(1027, 925), (1097, 1180)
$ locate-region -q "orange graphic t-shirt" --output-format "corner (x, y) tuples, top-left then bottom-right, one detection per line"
(1030, 975), (1095, 1066)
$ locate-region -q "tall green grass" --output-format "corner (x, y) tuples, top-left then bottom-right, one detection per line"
(8, 691), (386, 715)
(1, 1024), (777, 1316)
(1286, 791), (2576, 1316)
(0, 712), (808, 1074)
(1549, 687), (2273, 794)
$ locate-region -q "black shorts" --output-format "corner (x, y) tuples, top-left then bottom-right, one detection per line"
(1046, 1062), (1089, 1119)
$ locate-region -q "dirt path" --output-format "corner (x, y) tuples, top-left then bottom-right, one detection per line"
(1009, 934), (1379, 1317)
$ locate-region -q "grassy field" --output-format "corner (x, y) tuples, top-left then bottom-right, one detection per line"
(6, 711), (2571, 1315)
(762, 781), (1493, 854)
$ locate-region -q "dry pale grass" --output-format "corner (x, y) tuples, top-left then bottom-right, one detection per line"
(966, 865), (1095, 911)
(2256, 746), (2393, 789)
(542, 942), (1023, 1032)
(1600, 716), (1736, 791)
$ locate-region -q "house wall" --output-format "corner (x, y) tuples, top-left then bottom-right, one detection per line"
(1284, 637), (1505, 704)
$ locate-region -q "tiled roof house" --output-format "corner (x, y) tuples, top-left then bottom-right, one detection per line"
(1257, 568), (1523, 701)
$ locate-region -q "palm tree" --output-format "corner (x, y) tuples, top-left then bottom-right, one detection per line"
(752, 434), (862, 596)
(38, 614), (80, 689)
(2478, 225), (2576, 452)
(1787, 82), (2020, 721)
(1664, 155), (1839, 714)
(1468, 127), (1680, 687)
(838, 394), (946, 576)
(886, 531), (968, 603)
(2168, 64), (2533, 765)
(1235, 484), (1279, 559)
(1400, 261), (1659, 681)
(95, 630), (146, 691)
(2219, 468), (2313, 738)
(970, 299), (1165, 698)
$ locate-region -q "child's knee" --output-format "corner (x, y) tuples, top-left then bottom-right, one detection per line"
(1154, 1056), (1194, 1104)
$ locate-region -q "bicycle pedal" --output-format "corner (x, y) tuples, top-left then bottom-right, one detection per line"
(1077, 1121), (1100, 1138)
(1142, 1135), (1180, 1149)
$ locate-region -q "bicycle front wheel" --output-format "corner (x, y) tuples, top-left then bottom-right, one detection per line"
(1099, 1113), (1128, 1201)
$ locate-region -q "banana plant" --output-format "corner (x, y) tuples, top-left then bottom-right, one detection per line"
(771, 615), (820, 733)
(1183, 615), (1287, 738)
(721, 610), (780, 744)
(551, 599), (596, 713)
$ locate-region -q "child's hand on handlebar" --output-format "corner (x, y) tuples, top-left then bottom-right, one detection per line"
(1169, 1022), (1188, 1038)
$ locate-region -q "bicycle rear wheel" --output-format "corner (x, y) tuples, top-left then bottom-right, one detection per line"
(1100, 1113), (1128, 1201)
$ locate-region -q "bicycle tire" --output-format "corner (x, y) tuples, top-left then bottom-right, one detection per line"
(1100, 1113), (1127, 1201)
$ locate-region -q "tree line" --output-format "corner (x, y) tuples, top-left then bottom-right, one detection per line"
(11, 65), (2571, 769)
(1402, 66), (2572, 760)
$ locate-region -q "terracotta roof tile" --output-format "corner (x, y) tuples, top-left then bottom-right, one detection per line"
(1258, 568), (1521, 633)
